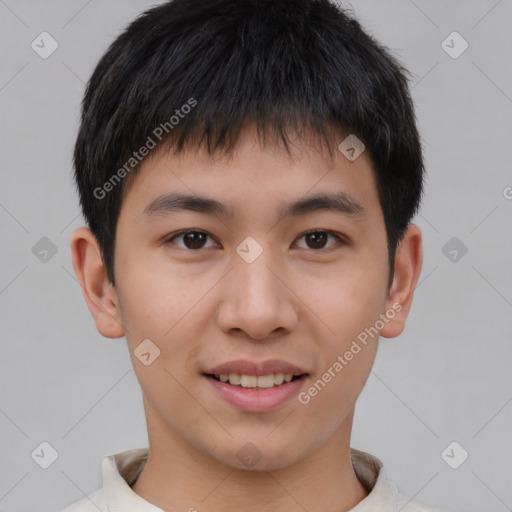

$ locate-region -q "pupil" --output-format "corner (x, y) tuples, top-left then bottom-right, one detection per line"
(185, 232), (205, 249)
(307, 232), (326, 249)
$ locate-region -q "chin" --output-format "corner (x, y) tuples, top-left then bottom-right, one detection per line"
(209, 437), (307, 472)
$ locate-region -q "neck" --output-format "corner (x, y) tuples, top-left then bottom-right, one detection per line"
(131, 401), (368, 512)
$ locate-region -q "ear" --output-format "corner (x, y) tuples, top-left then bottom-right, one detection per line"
(70, 227), (125, 339)
(380, 223), (423, 339)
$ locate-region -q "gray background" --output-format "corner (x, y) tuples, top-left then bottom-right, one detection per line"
(0, 1), (511, 511)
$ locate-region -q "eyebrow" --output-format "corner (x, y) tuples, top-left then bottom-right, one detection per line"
(140, 191), (366, 221)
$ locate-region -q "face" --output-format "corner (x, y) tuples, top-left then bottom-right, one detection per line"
(73, 125), (420, 472)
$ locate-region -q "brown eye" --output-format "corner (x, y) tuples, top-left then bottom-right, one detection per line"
(296, 230), (344, 251)
(165, 230), (216, 250)
(305, 232), (328, 249)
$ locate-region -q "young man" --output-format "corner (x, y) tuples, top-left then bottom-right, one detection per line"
(63, 0), (448, 510)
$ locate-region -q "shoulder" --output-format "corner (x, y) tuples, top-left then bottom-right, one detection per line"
(394, 488), (450, 512)
(350, 448), (451, 512)
(56, 488), (107, 512)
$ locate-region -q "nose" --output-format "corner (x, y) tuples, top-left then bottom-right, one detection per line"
(216, 249), (299, 341)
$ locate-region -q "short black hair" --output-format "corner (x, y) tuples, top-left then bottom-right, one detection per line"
(73, 0), (424, 290)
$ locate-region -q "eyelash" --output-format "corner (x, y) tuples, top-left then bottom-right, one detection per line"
(163, 229), (346, 252)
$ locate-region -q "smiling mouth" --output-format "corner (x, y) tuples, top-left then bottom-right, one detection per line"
(204, 373), (307, 389)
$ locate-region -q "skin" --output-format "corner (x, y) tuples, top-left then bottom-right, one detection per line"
(71, 124), (422, 512)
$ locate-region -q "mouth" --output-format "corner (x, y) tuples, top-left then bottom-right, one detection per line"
(202, 359), (310, 411)
(202, 371), (310, 412)
(203, 372), (308, 389)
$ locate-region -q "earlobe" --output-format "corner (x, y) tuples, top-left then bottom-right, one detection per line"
(380, 224), (423, 339)
(70, 227), (125, 339)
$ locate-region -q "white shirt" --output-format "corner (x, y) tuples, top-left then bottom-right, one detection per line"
(58, 447), (447, 512)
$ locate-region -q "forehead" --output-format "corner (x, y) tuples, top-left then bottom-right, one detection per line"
(119, 125), (382, 224)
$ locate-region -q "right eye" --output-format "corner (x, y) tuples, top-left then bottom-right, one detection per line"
(163, 230), (218, 250)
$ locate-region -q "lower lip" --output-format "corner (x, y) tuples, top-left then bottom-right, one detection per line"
(203, 375), (309, 412)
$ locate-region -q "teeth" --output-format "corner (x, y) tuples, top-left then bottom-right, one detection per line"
(228, 374), (240, 385)
(254, 374), (275, 388)
(240, 375), (257, 388)
(216, 373), (298, 388)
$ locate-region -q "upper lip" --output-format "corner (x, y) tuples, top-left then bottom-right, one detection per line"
(204, 359), (309, 377)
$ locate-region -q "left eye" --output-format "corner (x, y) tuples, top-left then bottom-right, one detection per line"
(295, 230), (344, 250)
(164, 230), (344, 251)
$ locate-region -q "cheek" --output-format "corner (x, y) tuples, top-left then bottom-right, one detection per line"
(306, 264), (387, 337)
(116, 258), (213, 384)
(304, 280), (382, 417)
(116, 255), (204, 336)
(300, 263), (385, 399)
(116, 264), (202, 399)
